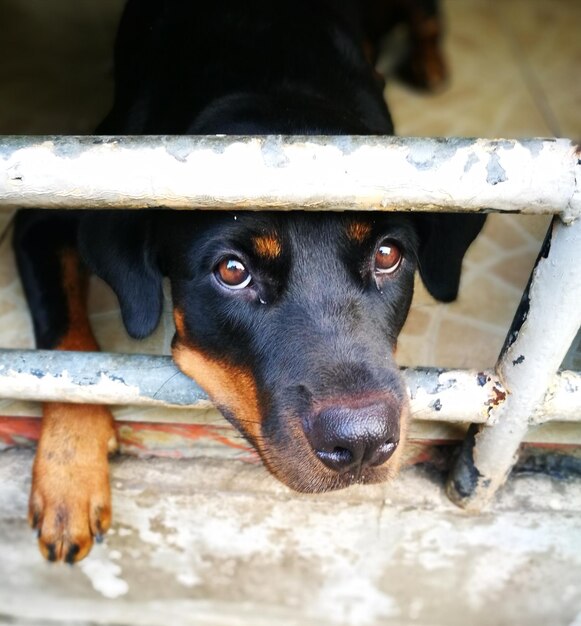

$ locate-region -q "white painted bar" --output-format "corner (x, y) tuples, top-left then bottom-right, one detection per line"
(448, 217), (581, 511)
(1, 136), (580, 220)
(0, 349), (579, 425)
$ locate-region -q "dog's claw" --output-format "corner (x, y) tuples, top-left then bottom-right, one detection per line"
(65, 544), (81, 565)
(46, 543), (57, 563)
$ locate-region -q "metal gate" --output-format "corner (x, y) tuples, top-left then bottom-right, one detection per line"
(1, 134), (580, 510)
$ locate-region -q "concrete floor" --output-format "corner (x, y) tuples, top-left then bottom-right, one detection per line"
(1, 449), (581, 626)
(1, 0), (581, 624)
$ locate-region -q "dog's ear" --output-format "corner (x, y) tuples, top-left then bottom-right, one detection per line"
(415, 213), (486, 302)
(78, 211), (163, 339)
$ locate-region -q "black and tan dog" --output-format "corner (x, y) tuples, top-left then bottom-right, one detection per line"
(14, 0), (483, 563)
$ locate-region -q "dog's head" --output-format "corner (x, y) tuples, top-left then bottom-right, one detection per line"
(80, 209), (483, 492)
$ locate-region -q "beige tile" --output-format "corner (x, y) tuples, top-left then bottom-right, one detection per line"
(91, 311), (170, 356)
(495, 0), (581, 137)
(0, 310), (34, 349)
(445, 274), (519, 331)
(0, 254), (17, 290)
(463, 232), (502, 266)
(386, 0), (551, 137)
(401, 308), (432, 336)
(433, 318), (505, 368)
(397, 335), (433, 368)
(0, 299), (17, 316)
(479, 215), (531, 253)
(517, 215), (552, 241)
(488, 251), (536, 290)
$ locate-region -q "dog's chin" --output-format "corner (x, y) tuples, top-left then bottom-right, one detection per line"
(247, 432), (406, 494)
(257, 449), (404, 493)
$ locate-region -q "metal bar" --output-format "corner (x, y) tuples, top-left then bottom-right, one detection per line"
(1, 136), (580, 220)
(0, 351), (211, 409)
(0, 349), (579, 424)
(447, 217), (581, 511)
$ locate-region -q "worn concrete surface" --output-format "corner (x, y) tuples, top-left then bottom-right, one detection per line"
(1, 449), (580, 626)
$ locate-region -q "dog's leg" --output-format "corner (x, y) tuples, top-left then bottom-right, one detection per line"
(397, 0), (447, 91)
(14, 211), (117, 563)
(361, 0), (447, 91)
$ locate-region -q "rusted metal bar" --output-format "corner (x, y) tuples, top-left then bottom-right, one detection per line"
(0, 349), (579, 425)
(447, 217), (581, 511)
(1, 136), (580, 220)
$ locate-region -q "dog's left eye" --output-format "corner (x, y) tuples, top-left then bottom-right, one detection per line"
(374, 240), (402, 275)
(215, 257), (252, 289)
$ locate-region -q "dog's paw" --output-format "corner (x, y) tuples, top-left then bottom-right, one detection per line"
(29, 404), (117, 563)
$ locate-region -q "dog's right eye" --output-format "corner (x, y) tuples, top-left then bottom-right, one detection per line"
(215, 257), (252, 289)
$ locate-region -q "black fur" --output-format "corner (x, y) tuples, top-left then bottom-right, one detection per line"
(14, 0), (484, 492)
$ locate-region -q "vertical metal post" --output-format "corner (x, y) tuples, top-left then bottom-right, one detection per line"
(447, 217), (581, 510)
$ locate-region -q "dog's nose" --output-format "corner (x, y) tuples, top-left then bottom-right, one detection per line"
(304, 400), (400, 474)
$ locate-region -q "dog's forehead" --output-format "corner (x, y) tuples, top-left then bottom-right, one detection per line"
(198, 211), (342, 249)
(194, 211), (417, 260)
(225, 210), (402, 241)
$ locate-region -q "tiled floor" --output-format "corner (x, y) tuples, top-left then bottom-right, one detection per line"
(0, 0), (579, 409)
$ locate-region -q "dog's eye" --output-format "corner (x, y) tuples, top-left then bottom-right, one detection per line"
(215, 257), (252, 289)
(374, 241), (402, 275)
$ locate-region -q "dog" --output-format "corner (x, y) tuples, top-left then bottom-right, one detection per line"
(13, 0), (484, 563)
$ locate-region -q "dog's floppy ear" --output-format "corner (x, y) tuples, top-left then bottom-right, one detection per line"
(78, 211), (163, 339)
(415, 213), (486, 302)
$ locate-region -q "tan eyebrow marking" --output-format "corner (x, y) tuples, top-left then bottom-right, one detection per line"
(346, 221), (372, 243)
(252, 234), (282, 259)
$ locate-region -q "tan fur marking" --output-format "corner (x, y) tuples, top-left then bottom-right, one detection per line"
(253, 234), (282, 259)
(172, 341), (263, 445)
(173, 308), (187, 338)
(56, 249), (98, 351)
(346, 221), (372, 244)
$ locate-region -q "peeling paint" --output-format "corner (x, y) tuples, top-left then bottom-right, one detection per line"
(262, 136), (291, 168)
(476, 372), (488, 387)
(163, 136), (194, 163)
(486, 153), (507, 185)
(490, 139), (516, 151)
(406, 138), (464, 170)
(490, 386), (507, 406)
(464, 153), (479, 173)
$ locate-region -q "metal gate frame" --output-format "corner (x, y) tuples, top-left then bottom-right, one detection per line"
(1, 135), (580, 511)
